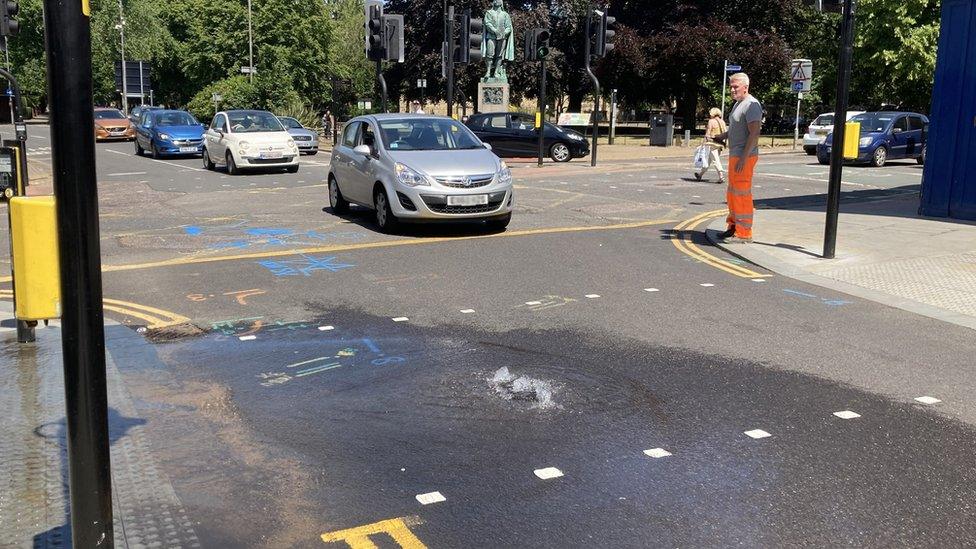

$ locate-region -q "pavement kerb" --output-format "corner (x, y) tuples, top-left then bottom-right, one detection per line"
(705, 218), (976, 331)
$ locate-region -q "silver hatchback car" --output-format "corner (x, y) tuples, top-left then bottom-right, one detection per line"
(328, 114), (514, 232)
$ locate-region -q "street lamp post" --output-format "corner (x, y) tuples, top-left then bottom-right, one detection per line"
(247, 0), (254, 83)
(116, 0), (127, 114)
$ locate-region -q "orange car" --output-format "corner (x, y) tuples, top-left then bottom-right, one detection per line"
(93, 107), (136, 141)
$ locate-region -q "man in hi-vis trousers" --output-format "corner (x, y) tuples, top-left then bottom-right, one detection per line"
(715, 72), (762, 243)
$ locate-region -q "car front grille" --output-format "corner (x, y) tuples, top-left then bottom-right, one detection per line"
(421, 191), (506, 214)
(249, 156), (294, 165)
(107, 127), (127, 133)
(172, 139), (202, 146)
(434, 174), (495, 189)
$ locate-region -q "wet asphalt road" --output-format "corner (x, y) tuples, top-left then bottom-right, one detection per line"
(5, 124), (974, 547)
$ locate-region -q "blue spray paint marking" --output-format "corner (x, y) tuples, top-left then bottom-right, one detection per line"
(783, 289), (851, 307)
(246, 228), (294, 237)
(210, 240), (250, 249)
(257, 255), (355, 277)
(184, 226), (203, 236)
(361, 338), (381, 354)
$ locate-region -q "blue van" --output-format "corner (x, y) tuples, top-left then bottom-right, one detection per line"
(818, 111), (928, 167)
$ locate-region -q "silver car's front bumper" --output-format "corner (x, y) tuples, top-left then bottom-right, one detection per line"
(389, 183), (514, 220)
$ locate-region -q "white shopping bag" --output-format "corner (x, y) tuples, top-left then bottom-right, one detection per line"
(693, 145), (709, 170)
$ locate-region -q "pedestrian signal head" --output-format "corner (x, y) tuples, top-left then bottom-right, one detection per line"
(0, 0), (19, 37)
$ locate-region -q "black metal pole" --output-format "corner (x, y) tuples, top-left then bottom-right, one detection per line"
(823, 0), (856, 259)
(42, 0), (115, 546)
(376, 59), (387, 113)
(585, 10), (599, 167)
(537, 57), (546, 167)
(446, 6), (454, 118)
(608, 88), (616, 145)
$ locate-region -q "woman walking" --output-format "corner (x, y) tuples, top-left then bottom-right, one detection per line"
(701, 107), (727, 184)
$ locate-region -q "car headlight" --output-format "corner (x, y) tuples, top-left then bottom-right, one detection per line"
(239, 141), (251, 150)
(95, 124), (106, 131)
(395, 162), (430, 187)
(287, 139), (297, 148)
(569, 133), (584, 141)
(498, 161), (512, 185)
(159, 133), (171, 141)
(859, 137), (873, 147)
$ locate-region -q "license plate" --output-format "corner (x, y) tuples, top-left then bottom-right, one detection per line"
(179, 146), (198, 153)
(260, 151), (283, 159)
(447, 194), (488, 206)
(816, 129), (828, 135)
(110, 131), (125, 136)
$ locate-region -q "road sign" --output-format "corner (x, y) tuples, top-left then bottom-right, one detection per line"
(240, 66), (256, 75)
(790, 58), (813, 93)
(212, 93), (222, 102)
(726, 64), (742, 72)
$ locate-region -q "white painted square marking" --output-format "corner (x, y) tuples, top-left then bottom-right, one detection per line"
(317, 325), (334, 331)
(585, 294), (601, 299)
(915, 396), (941, 405)
(392, 317), (409, 322)
(643, 448), (672, 458)
(460, 309), (475, 314)
(525, 301), (542, 306)
(415, 491), (446, 505)
(239, 335), (257, 341)
(692, 195), (701, 198)
(833, 410), (861, 420)
(744, 429), (771, 439)
(644, 288), (660, 292)
(609, 186), (618, 189)
(700, 283), (715, 287)
(534, 467), (564, 480)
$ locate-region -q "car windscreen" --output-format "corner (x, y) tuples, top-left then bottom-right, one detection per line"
(228, 112), (285, 133)
(156, 112), (198, 126)
(378, 119), (482, 151)
(95, 109), (125, 120)
(813, 115), (833, 126)
(851, 114), (894, 133)
(279, 117), (303, 129)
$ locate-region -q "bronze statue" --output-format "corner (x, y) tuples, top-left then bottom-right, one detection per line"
(481, 0), (515, 83)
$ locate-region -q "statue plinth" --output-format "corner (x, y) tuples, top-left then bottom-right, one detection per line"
(478, 82), (509, 113)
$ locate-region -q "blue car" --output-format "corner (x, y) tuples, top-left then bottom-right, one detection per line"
(134, 109), (206, 158)
(818, 111), (928, 167)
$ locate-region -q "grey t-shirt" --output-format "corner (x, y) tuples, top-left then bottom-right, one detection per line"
(728, 95), (763, 157)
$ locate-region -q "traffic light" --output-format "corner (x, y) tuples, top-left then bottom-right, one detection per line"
(457, 10), (483, 63)
(0, 0), (18, 37)
(524, 28), (550, 61)
(383, 14), (404, 62)
(804, 0), (844, 12)
(595, 9), (615, 57)
(365, 1), (384, 61)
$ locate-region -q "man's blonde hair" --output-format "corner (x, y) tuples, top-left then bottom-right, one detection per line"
(729, 72), (750, 86)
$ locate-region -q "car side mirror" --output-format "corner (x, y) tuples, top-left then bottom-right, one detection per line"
(483, 142), (492, 150)
(353, 144), (372, 156)
(893, 127), (903, 134)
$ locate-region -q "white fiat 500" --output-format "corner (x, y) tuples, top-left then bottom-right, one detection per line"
(328, 114), (514, 233)
(203, 109), (300, 174)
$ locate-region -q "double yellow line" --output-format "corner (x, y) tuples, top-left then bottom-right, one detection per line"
(0, 290), (190, 329)
(670, 209), (768, 278)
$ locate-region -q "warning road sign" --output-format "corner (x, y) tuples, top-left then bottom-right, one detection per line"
(790, 58), (813, 93)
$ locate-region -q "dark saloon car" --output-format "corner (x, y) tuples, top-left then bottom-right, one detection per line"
(818, 111), (928, 167)
(465, 112), (590, 162)
(134, 109), (206, 158)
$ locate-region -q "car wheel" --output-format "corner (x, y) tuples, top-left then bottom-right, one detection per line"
(226, 151), (239, 175)
(549, 142), (572, 163)
(486, 213), (511, 231)
(286, 165), (299, 173)
(150, 142), (160, 159)
(694, 171), (702, 181)
(329, 176), (349, 214)
(202, 149), (215, 170)
(134, 139), (144, 156)
(374, 188), (399, 233)
(917, 145), (926, 166)
(804, 146), (817, 155)
(308, 150), (318, 156)
(871, 146), (887, 168)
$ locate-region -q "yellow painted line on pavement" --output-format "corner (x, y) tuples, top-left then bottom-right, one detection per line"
(670, 209), (769, 279)
(0, 290), (190, 329)
(321, 516), (426, 548)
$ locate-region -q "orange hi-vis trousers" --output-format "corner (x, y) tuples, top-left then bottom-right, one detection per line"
(726, 155), (758, 238)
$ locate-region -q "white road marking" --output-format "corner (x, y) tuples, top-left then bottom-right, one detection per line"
(106, 171), (147, 177)
(534, 467), (564, 480)
(416, 491), (446, 505)
(643, 448), (672, 458)
(585, 294), (601, 299)
(105, 148), (208, 172)
(460, 309), (475, 314)
(833, 410), (861, 420)
(317, 325), (334, 331)
(644, 288), (660, 292)
(392, 317), (409, 322)
(700, 283), (715, 287)
(751, 279), (766, 283)
(239, 335), (257, 341)
(914, 396), (941, 405)
(525, 301), (542, 306)
(744, 429), (771, 439)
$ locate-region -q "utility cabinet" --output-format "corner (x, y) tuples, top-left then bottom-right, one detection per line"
(921, 0), (976, 220)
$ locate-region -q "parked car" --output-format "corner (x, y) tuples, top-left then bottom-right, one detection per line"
(464, 112), (589, 162)
(202, 109), (300, 175)
(129, 104), (162, 125)
(134, 109), (206, 158)
(93, 107), (135, 141)
(328, 114), (514, 233)
(278, 116), (320, 155)
(802, 110), (864, 155)
(817, 111), (928, 167)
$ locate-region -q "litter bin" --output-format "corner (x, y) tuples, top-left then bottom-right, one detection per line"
(649, 114), (674, 146)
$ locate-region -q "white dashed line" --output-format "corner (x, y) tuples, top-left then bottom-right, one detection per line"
(415, 491), (446, 505)
(534, 467), (564, 480)
(525, 301), (542, 306)
(317, 325), (334, 331)
(751, 279), (766, 283)
(643, 448), (672, 458)
(643, 288), (660, 292)
(914, 396), (941, 405)
(699, 283), (715, 287)
(106, 171), (147, 177)
(744, 429), (771, 439)
(584, 294), (601, 299)
(239, 335), (257, 341)
(833, 410), (861, 420)
(460, 309), (475, 314)
(392, 317), (409, 322)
